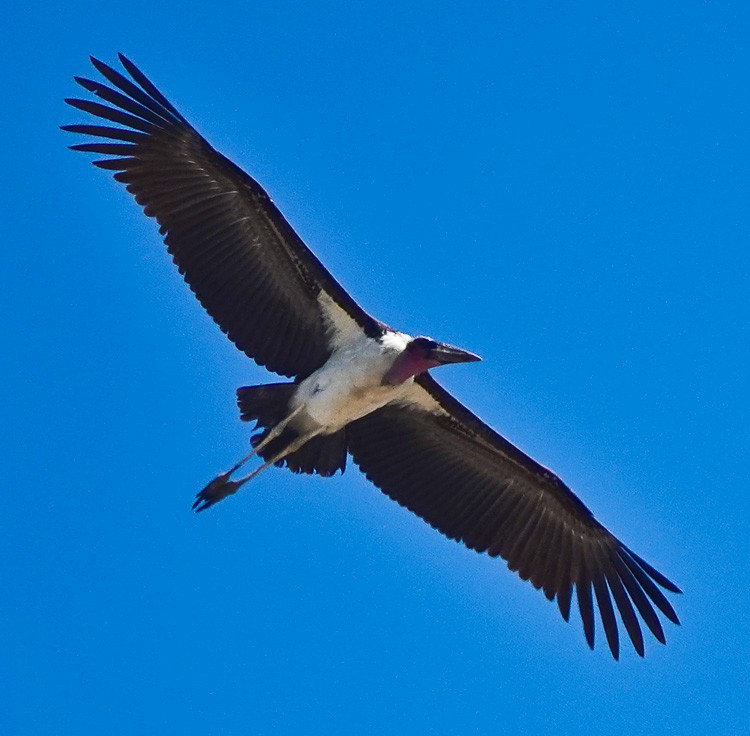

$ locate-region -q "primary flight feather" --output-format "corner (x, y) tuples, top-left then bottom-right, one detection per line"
(64, 54), (680, 659)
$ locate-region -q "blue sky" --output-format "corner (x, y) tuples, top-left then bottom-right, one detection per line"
(4, 2), (749, 734)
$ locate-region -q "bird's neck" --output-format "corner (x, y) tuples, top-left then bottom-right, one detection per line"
(382, 352), (439, 385)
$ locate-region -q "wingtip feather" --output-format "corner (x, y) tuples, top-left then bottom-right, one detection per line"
(90, 55), (111, 74)
(625, 547), (682, 594)
(74, 76), (97, 92)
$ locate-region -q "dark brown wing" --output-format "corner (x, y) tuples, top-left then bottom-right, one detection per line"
(63, 54), (382, 379)
(347, 374), (681, 659)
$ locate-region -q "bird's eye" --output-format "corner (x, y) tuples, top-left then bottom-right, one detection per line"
(410, 337), (435, 354)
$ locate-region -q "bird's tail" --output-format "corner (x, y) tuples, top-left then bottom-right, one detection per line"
(236, 384), (348, 477)
(237, 383), (296, 427)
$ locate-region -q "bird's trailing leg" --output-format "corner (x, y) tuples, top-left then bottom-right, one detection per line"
(238, 403), (306, 471)
(192, 423), (318, 513)
(191, 404), (306, 511)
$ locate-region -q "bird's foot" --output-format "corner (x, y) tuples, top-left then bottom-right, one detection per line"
(192, 472), (242, 513)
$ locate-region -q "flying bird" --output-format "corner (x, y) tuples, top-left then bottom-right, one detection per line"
(64, 54), (681, 659)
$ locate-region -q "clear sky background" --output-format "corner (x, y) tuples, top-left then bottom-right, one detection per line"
(3, 2), (749, 734)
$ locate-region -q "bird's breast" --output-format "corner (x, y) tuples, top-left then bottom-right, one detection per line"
(292, 334), (411, 432)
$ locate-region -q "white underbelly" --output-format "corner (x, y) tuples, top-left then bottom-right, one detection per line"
(291, 335), (412, 432)
(302, 380), (409, 431)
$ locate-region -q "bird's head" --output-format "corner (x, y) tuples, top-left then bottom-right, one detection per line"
(384, 336), (481, 385)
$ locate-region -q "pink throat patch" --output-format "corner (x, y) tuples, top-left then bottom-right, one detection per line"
(383, 353), (440, 385)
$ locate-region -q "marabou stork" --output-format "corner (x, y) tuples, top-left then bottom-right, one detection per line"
(64, 54), (681, 659)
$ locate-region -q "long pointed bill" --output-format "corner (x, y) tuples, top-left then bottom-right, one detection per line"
(430, 342), (482, 365)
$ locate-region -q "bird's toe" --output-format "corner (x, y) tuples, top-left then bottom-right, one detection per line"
(193, 472), (240, 512)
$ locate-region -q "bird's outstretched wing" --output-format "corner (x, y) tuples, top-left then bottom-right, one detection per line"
(348, 373), (681, 659)
(63, 54), (383, 379)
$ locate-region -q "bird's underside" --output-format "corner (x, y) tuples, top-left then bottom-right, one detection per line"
(64, 53), (682, 660)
